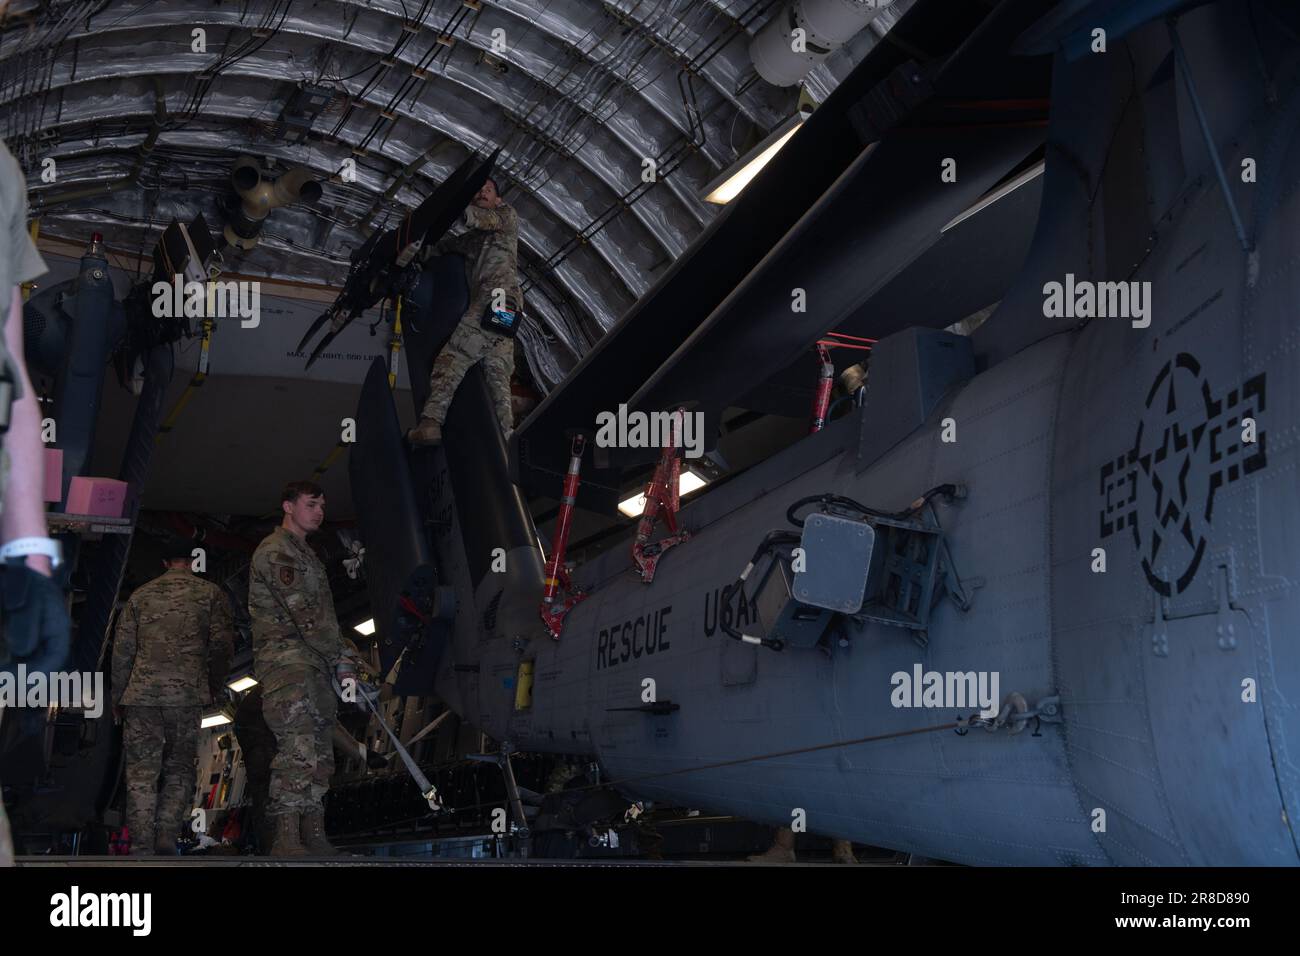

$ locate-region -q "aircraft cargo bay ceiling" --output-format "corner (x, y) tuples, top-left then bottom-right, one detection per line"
(0, 0), (912, 390)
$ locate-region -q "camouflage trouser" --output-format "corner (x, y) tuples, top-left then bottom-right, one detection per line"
(0, 705), (12, 867)
(419, 314), (514, 432)
(123, 705), (200, 853)
(261, 668), (337, 816)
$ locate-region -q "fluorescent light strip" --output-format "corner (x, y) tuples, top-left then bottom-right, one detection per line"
(702, 115), (804, 205)
(618, 471), (708, 518)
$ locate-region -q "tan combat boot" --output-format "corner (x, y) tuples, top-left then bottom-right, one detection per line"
(831, 839), (858, 864)
(407, 419), (442, 446)
(747, 826), (797, 863)
(269, 813), (308, 857)
(299, 809), (340, 856)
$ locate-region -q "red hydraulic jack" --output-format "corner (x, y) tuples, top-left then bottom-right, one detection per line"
(809, 333), (874, 432)
(810, 343), (834, 433)
(632, 408), (691, 583)
(539, 434), (587, 640)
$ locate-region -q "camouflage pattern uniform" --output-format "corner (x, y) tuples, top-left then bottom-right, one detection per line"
(421, 202), (522, 432)
(111, 568), (235, 852)
(0, 138), (50, 867)
(247, 526), (343, 818)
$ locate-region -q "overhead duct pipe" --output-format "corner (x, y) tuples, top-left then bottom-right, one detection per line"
(29, 78), (167, 210)
(224, 156), (324, 250)
(750, 0), (896, 87)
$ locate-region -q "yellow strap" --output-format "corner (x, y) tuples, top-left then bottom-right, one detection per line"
(156, 313), (215, 443)
(387, 296), (403, 390)
(310, 442), (348, 482)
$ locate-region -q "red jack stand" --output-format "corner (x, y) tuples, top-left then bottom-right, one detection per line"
(632, 408), (691, 583)
(539, 435), (587, 639)
(810, 343), (833, 433)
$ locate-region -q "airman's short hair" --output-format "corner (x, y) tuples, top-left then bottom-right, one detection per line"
(161, 537), (194, 563)
(282, 480), (325, 505)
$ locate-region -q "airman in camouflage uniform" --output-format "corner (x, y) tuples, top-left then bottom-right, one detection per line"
(408, 176), (521, 446)
(111, 541), (235, 855)
(247, 480), (352, 856)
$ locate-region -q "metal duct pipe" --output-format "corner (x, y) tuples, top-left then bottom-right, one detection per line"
(224, 156), (323, 250)
(30, 78), (167, 210)
(750, 0), (896, 87)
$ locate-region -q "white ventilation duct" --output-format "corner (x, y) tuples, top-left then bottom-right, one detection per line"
(750, 0), (896, 87)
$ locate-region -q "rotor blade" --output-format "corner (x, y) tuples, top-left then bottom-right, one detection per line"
(367, 147), (501, 280)
(304, 324), (346, 370)
(295, 308), (334, 355)
(350, 227), (382, 267)
(419, 145), (501, 247)
(300, 147), (503, 369)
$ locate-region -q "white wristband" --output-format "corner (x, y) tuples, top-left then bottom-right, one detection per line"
(1, 536), (63, 568)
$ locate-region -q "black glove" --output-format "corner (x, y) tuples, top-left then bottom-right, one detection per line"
(0, 560), (71, 675)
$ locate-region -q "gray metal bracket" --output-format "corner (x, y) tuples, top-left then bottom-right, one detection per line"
(468, 742), (533, 856)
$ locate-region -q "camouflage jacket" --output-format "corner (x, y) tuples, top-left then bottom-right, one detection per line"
(111, 569), (235, 707)
(437, 202), (522, 316)
(247, 526), (342, 691)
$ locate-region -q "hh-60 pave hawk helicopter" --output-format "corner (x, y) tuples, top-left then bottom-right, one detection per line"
(341, 0), (1299, 866)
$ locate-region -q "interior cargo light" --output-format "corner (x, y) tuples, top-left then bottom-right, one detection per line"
(618, 470), (708, 518)
(701, 116), (803, 205)
(200, 706), (234, 729)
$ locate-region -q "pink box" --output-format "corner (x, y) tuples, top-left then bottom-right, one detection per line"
(65, 477), (128, 518)
(43, 448), (63, 503)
